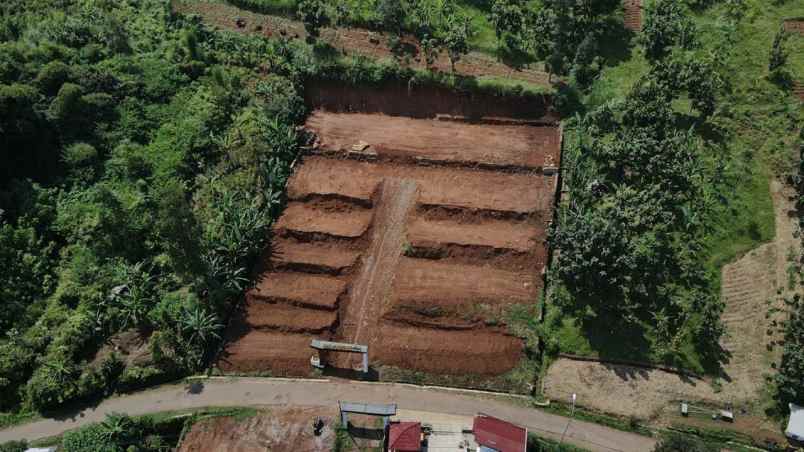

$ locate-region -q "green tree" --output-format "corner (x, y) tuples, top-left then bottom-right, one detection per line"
(775, 294), (804, 408)
(297, 0), (331, 40)
(377, 0), (405, 34)
(443, 10), (474, 73)
(641, 0), (697, 62)
(489, 0), (528, 55)
(653, 433), (715, 452)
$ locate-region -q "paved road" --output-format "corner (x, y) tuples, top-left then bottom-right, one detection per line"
(0, 378), (657, 452)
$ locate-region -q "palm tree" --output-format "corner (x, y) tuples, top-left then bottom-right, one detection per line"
(179, 305), (222, 346)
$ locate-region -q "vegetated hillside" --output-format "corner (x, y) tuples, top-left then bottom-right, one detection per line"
(548, 0), (803, 378)
(0, 0), (619, 420)
(0, 0), (311, 417)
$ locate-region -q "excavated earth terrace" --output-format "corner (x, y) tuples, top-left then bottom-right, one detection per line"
(218, 89), (561, 380)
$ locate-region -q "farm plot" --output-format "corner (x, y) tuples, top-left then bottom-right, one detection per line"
(219, 106), (560, 382)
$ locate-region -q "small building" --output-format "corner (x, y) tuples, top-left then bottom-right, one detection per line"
(787, 403), (804, 442)
(387, 421), (422, 452)
(473, 415), (527, 452)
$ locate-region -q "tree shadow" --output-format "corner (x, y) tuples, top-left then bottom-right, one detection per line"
(596, 17), (635, 68)
(495, 45), (538, 70)
(574, 307), (653, 363)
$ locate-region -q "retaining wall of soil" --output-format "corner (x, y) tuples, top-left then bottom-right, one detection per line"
(304, 79), (557, 122)
(783, 19), (804, 35)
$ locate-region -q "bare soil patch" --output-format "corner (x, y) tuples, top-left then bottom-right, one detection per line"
(270, 237), (361, 274)
(249, 272), (345, 310)
(407, 215), (542, 253)
(289, 155), (554, 214)
(390, 258), (538, 310)
(240, 301), (337, 334)
(218, 330), (319, 375)
(375, 324), (523, 375)
(307, 111), (560, 169)
(220, 88), (559, 384)
(179, 406), (337, 452)
(275, 201), (373, 238)
(623, 0), (643, 32)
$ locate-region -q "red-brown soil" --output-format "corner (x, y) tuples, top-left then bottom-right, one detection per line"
(218, 330), (317, 374)
(179, 406), (338, 452)
(305, 79), (556, 122)
(219, 91), (559, 382)
(407, 215), (542, 252)
(375, 324), (523, 375)
(249, 272), (345, 310)
(391, 258), (538, 309)
(307, 111), (560, 169)
(289, 155), (554, 214)
(783, 19), (804, 35)
(794, 81), (804, 102)
(240, 301), (337, 334)
(623, 0), (642, 32)
(275, 202), (373, 238)
(269, 237), (361, 274)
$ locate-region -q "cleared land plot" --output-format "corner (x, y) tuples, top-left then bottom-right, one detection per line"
(241, 301), (338, 334)
(218, 330), (315, 375)
(407, 215), (541, 252)
(307, 111), (560, 169)
(391, 258), (538, 308)
(274, 201), (373, 238)
(270, 237), (361, 273)
(221, 108), (559, 383)
(179, 407), (337, 452)
(376, 324), (523, 375)
(288, 155), (553, 214)
(248, 272), (346, 310)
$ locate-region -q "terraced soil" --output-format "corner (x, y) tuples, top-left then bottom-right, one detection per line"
(219, 94), (560, 382)
(623, 0), (643, 32)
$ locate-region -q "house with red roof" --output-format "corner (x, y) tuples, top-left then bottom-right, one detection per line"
(472, 414), (528, 452)
(387, 421), (423, 452)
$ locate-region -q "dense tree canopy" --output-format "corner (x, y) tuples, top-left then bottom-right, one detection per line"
(0, 0), (306, 413)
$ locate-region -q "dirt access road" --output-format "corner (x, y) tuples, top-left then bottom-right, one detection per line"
(1, 378), (656, 452)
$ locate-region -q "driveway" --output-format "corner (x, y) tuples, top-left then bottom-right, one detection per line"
(0, 378), (656, 452)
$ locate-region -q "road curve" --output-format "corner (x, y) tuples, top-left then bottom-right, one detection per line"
(0, 378), (656, 452)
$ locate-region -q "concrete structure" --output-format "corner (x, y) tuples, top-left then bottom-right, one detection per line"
(339, 401), (397, 429)
(787, 403), (804, 442)
(311, 339), (369, 372)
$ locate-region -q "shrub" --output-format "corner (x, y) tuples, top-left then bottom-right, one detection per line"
(0, 440), (27, 452)
(34, 60), (71, 95)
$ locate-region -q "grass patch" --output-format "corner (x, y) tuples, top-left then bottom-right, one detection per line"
(541, 400), (654, 438)
(528, 432), (592, 451)
(376, 358), (536, 394)
(0, 411), (38, 430)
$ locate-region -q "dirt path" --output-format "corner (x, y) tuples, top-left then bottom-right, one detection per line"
(336, 179), (418, 369)
(0, 378), (656, 452)
(544, 180), (801, 424)
(172, 1), (551, 89)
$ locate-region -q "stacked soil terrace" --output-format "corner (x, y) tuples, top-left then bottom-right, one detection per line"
(623, 0), (643, 32)
(219, 95), (560, 380)
(783, 19), (804, 35)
